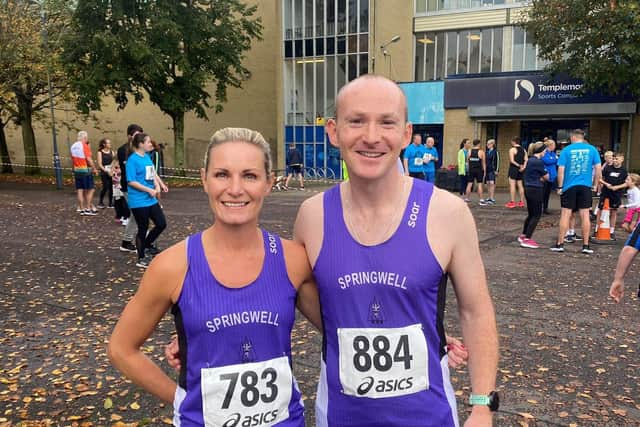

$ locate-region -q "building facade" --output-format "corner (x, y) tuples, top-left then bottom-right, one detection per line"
(6, 1), (638, 183)
(411, 0), (638, 186)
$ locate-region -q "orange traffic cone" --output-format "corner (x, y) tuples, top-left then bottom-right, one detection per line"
(593, 198), (611, 241)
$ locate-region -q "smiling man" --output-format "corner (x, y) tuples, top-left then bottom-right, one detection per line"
(294, 75), (498, 427)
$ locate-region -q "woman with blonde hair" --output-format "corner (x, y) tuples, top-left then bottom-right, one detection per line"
(109, 128), (320, 426)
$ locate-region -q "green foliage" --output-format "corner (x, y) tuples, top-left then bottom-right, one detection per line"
(523, 0), (640, 99)
(64, 0), (263, 168)
(0, 0), (75, 173)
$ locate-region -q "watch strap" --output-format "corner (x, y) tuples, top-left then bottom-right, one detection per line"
(469, 394), (491, 406)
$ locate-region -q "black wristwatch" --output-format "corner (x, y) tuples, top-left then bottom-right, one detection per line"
(469, 391), (500, 412)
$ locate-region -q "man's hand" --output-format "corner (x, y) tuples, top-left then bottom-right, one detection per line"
(160, 182), (169, 193)
(164, 338), (181, 372)
(609, 279), (625, 303)
(446, 336), (468, 368)
(464, 406), (493, 427)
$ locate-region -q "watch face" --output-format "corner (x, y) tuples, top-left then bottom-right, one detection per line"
(489, 391), (500, 412)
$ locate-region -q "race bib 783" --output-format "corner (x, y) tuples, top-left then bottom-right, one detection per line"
(201, 356), (292, 427)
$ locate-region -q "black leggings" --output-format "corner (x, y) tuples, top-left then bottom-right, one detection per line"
(131, 203), (167, 259)
(114, 197), (130, 219)
(523, 186), (544, 238)
(99, 172), (113, 206)
(459, 174), (468, 195)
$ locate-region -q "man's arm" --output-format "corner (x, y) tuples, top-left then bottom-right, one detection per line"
(84, 144), (97, 172)
(610, 245), (639, 303)
(520, 150), (528, 172)
(556, 166), (565, 192)
(508, 147), (517, 167)
(593, 164), (602, 189)
(445, 200), (498, 424)
(292, 193), (324, 266)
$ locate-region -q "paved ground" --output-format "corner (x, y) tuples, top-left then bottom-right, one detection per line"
(0, 180), (639, 426)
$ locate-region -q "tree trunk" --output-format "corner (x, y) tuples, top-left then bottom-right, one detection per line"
(172, 112), (185, 176)
(16, 93), (40, 175)
(0, 119), (13, 173)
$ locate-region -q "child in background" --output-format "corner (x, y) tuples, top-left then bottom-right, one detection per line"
(598, 153), (628, 239)
(620, 173), (640, 232)
(110, 162), (130, 226)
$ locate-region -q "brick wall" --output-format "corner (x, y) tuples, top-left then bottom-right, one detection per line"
(443, 109), (475, 169)
(496, 121), (521, 187)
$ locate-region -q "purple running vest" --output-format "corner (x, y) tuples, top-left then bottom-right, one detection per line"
(313, 180), (459, 427)
(172, 230), (304, 427)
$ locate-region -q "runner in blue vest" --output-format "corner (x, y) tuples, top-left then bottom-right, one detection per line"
(109, 128), (321, 426)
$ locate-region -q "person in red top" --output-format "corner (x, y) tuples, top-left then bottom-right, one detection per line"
(70, 131), (97, 216)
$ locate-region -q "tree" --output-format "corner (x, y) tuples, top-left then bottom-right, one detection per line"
(0, 0), (74, 174)
(0, 109), (15, 174)
(0, 78), (16, 173)
(64, 0), (263, 171)
(523, 0), (640, 98)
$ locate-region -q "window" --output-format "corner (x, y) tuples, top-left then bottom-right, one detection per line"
(512, 26), (548, 71)
(435, 33), (445, 79)
(415, 35), (426, 80)
(458, 30), (469, 74)
(414, 27), (504, 80)
(446, 31), (457, 76)
(468, 30), (481, 74)
(512, 26), (525, 71)
(415, 0), (509, 14)
(283, 0), (369, 125)
(359, 0), (369, 33)
(283, 0), (370, 176)
(348, 0), (357, 33)
(480, 28), (492, 72)
(315, 0), (324, 37)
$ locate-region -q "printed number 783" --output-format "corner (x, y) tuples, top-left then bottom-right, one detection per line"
(219, 368), (278, 409)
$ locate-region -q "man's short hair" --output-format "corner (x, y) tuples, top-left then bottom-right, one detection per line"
(571, 129), (585, 138)
(335, 75), (408, 122)
(511, 136), (521, 144)
(77, 131), (88, 141)
(472, 139), (481, 146)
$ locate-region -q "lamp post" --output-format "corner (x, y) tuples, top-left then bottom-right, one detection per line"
(372, 35), (400, 75)
(40, 4), (63, 189)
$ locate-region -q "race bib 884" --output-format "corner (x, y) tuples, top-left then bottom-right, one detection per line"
(337, 324), (428, 399)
